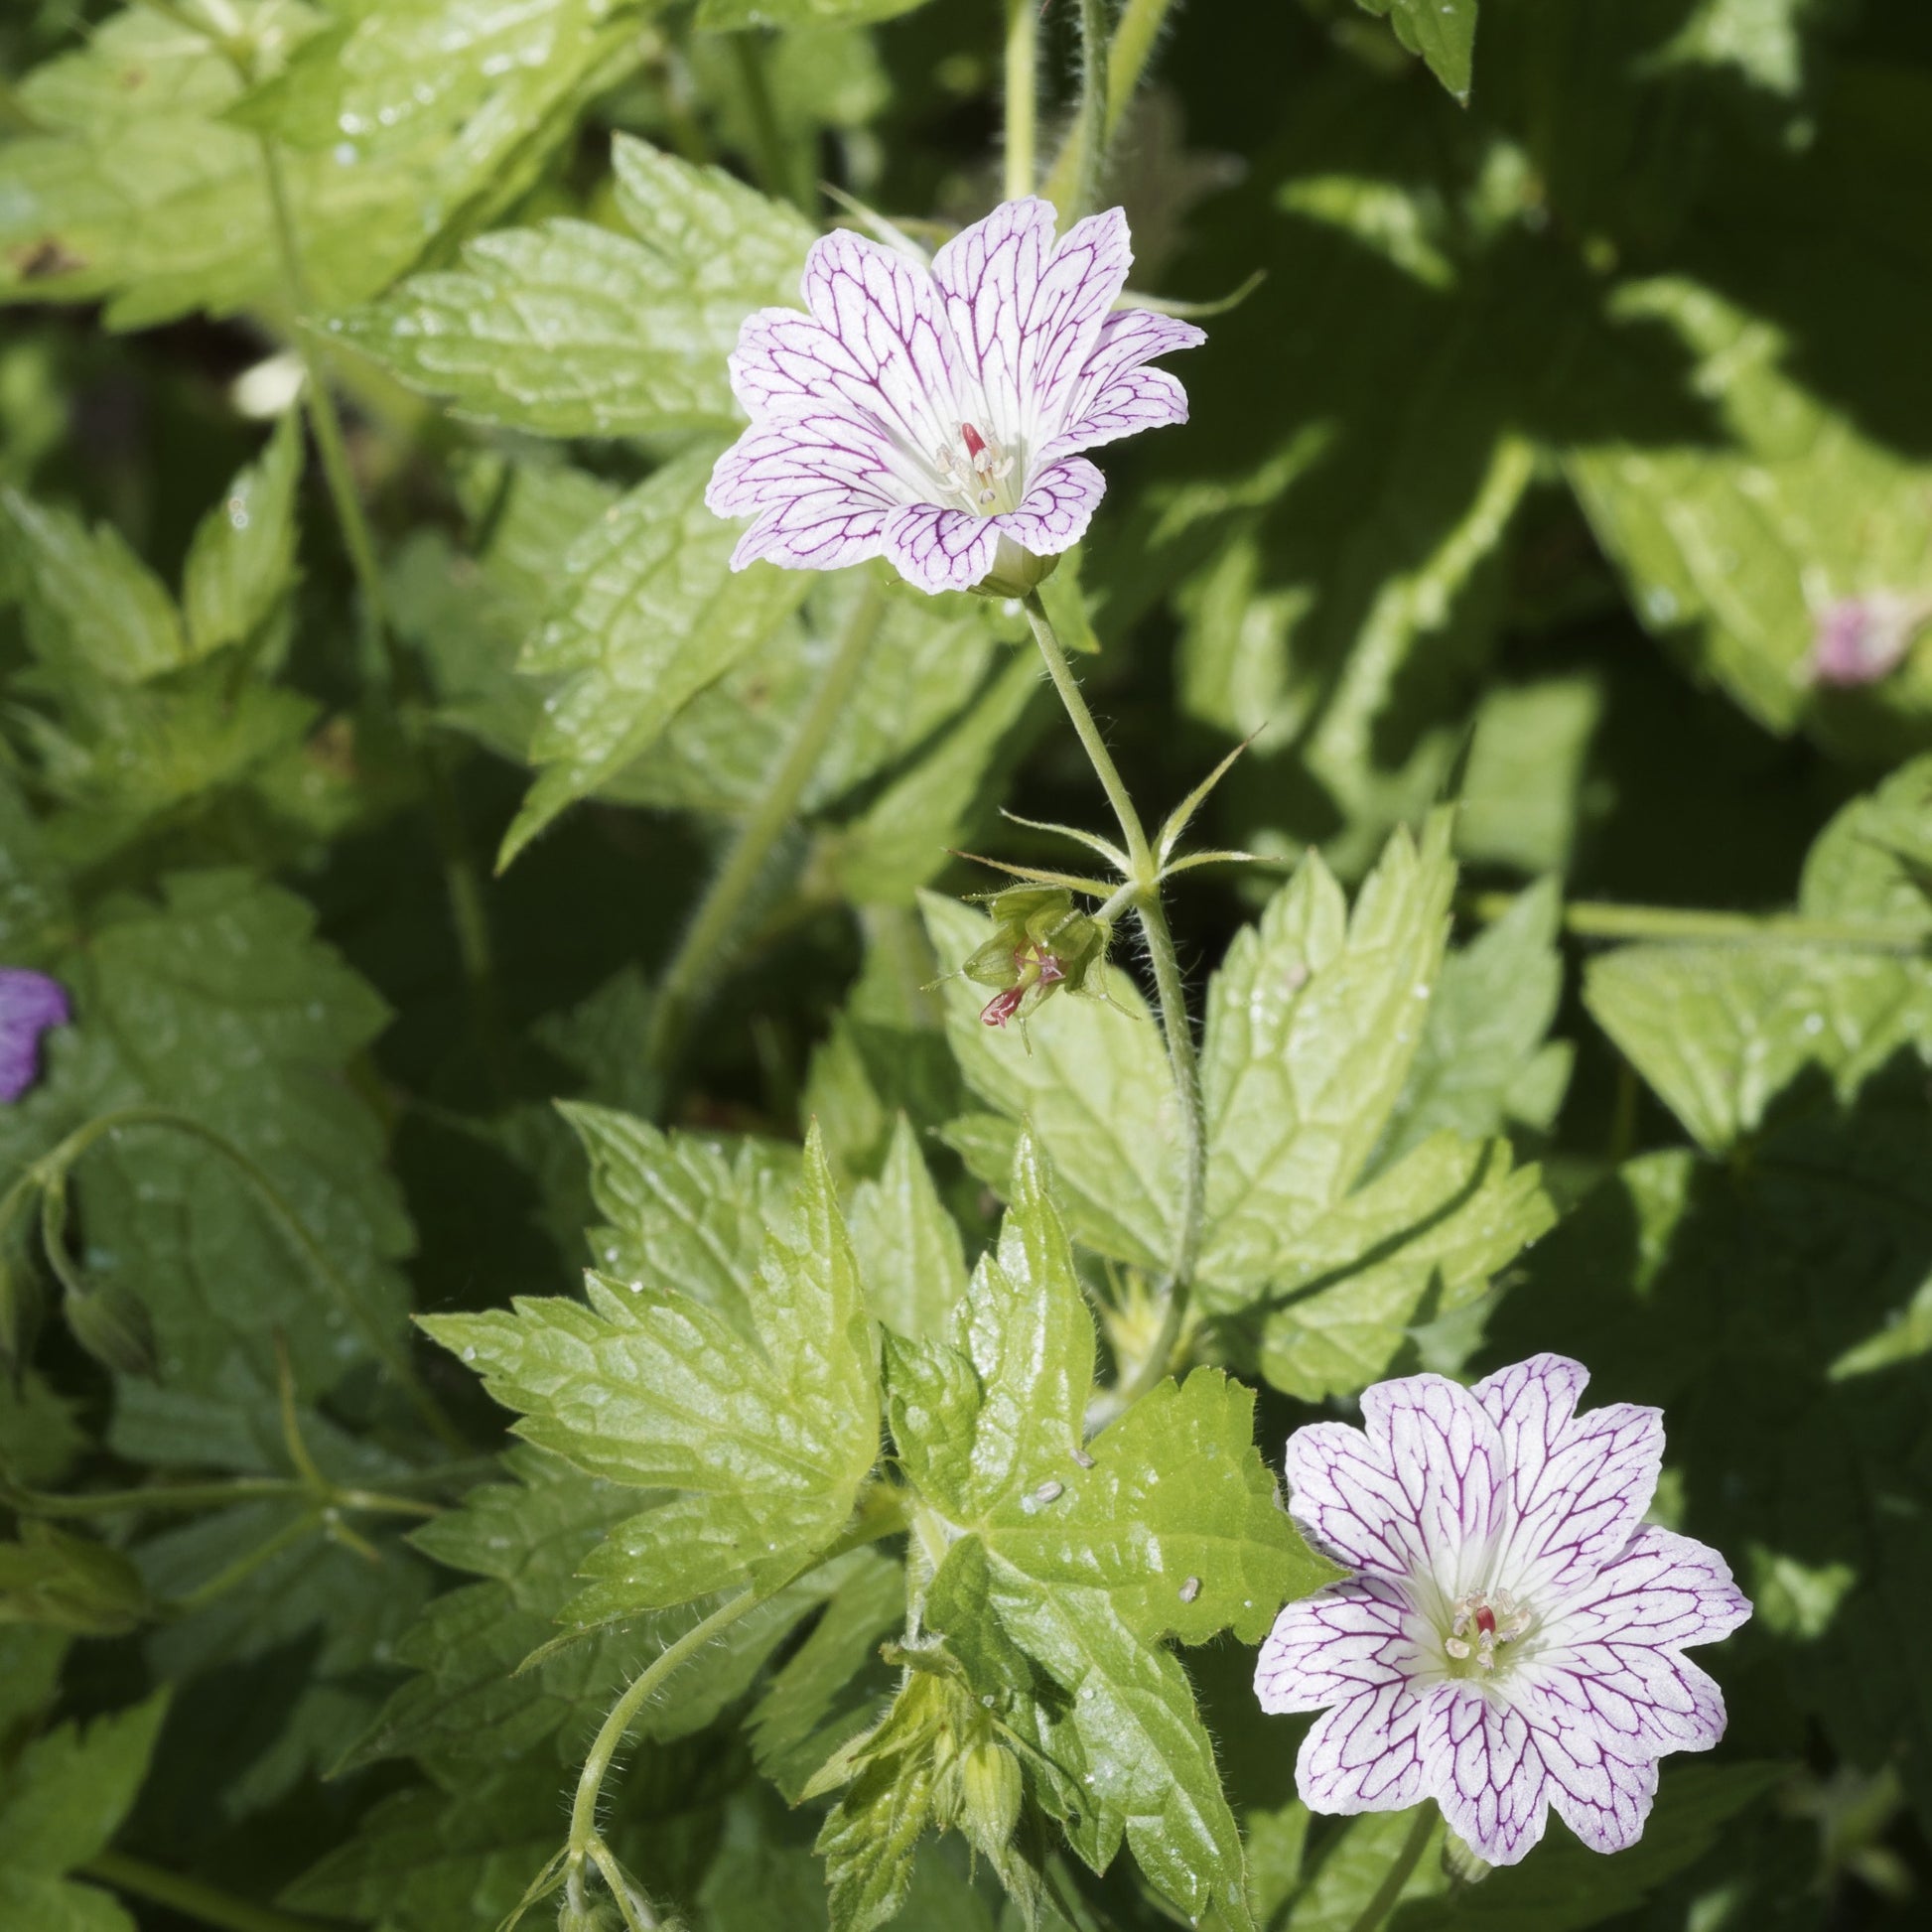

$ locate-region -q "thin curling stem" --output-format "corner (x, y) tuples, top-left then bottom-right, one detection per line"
(567, 1587), (764, 1913)
(1343, 1804), (1439, 1932)
(1022, 593), (1205, 1386)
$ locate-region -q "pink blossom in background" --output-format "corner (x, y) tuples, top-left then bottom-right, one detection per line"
(706, 199), (1203, 596)
(1808, 591), (1932, 688)
(0, 967), (69, 1102)
(1254, 1355), (1750, 1866)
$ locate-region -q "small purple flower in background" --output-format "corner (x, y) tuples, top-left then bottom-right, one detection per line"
(1808, 590), (1932, 688)
(706, 198), (1203, 597)
(0, 968), (69, 1102)
(1254, 1355), (1750, 1866)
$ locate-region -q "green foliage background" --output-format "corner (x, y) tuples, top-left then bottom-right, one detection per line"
(3, 0), (1931, 1928)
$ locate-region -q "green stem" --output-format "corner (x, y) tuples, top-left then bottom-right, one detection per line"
(1023, 595), (1152, 876)
(80, 1851), (335, 1932)
(730, 33), (812, 216)
(645, 581), (889, 1098)
(1004, 0), (1038, 200)
(169, 1514), (318, 1617)
(257, 136), (500, 1069)
(1462, 891), (1932, 952)
(3, 1473), (439, 1520)
(1041, 0), (1178, 211)
(1022, 595), (1204, 1381)
(567, 1587), (765, 1911)
(1343, 1804), (1438, 1932)
(33, 1107), (467, 1452)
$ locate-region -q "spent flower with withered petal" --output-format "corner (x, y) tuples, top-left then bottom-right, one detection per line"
(706, 199), (1203, 597)
(960, 886), (1110, 1030)
(1255, 1355), (1750, 1866)
(0, 967), (69, 1103)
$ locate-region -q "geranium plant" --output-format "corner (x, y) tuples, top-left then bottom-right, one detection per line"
(1, 4), (1927, 1932)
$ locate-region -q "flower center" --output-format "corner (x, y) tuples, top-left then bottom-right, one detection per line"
(1444, 1589), (1533, 1676)
(933, 420), (1020, 517)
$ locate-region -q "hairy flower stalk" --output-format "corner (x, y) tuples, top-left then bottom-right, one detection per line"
(707, 198), (1202, 597)
(1256, 1355), (1751, 1866)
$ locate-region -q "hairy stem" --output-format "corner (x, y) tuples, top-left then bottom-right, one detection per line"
(567, 1587), (765, 1911)
(33, 1107), (467, 1451)
(1041, 0), (1180, 211)
(1022, 594), (1204, 1385)
(1004, 0), (1038, 200)
(81, 1851), (332, 1932)
(645, 579), (888, 1099)
(1463, 890), (1932, 953)
(1343, 1804), (1438, 1932)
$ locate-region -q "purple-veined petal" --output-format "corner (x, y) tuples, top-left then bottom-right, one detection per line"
(1530, 1642), (1727, 1758)
(1422, 1683), (1552, 1866)
(1475, 1354), (1664, 1598)
(1285, 1377), (1507, 1595)
(881, 503), (1001, 596)
(993, 457), (1105, 558)
(728, 234), (963, 478)
(1545, 1524), (1753, 1649)
(1361, 1372), (1508, 1596)
(1040, 308), (1203, 464)
(707, 408), (913, 519)
(733, 498), (893, 576)
(0, 968), (69, 1104)
(931, 201), (1132, 458)
(1255, 1577), (1427, 1714)
(1297, 1680), (1440, 1815)
(1529, 1714), (1660, 1855)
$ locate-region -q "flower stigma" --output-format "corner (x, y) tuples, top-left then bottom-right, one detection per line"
(935, 420), (1020, 516)
(1444, 1588), (1533, 1676)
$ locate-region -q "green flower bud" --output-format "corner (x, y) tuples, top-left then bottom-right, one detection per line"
(0, 1521), (149, 1634)
(960, 1734), (1024, 1857)
(961, 887), (1109, 1031)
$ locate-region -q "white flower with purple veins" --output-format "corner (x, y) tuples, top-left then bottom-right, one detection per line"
(705, 199), (1203, 597)
(1255, 1355), (1751, 1866)
(0, 967), (69, 1103)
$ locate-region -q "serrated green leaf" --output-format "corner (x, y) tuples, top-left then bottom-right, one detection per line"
(499, 445), (809, 866)
(829, 650), (1039, 907)
(812, 1670), (943, 1932)
(919, 894), (1179, 1274)
(1585, 944), (1932, 1154)
(0, 1689), (168, 1878)
(750, 1550), (903, 1804)
(427, 1128), (879, 1613)
(1247, 1131), (1556, 1402)
(337, 133), (810, 438)
(1799, 752), (1932, 930)
(1199, 812), (1457, 1289)
(1378, 878), (1569, 1165)
(563, 1103), (799, 1334)
(894, 1138), (1330, 1930)
(848, 1116), (968, 1344)
(1, 484), (185, 682)
(1567, 277), (1932, 749)
(181, 411), (303, 657)
(1355, 0), (1478, 103)
(0, 1), (641, 330)
(0, 870), (413, 1432)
